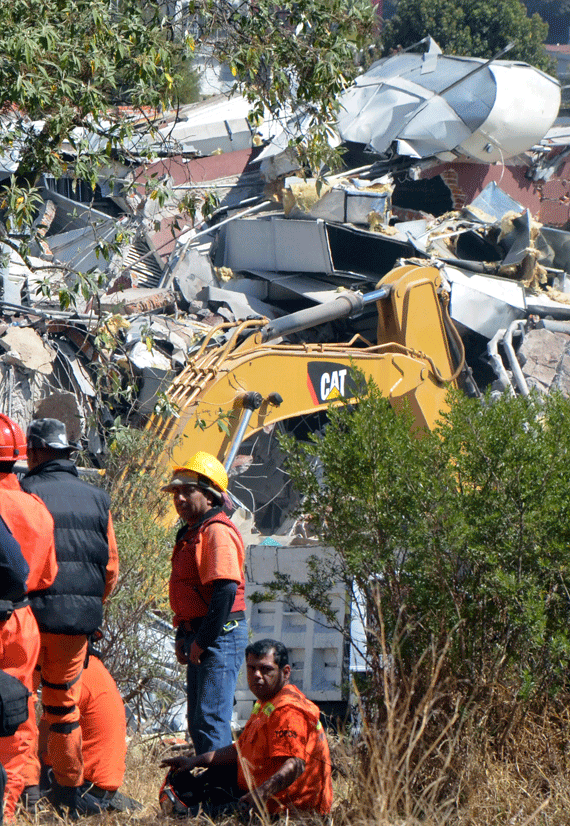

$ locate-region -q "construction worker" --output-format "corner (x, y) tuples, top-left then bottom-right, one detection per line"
(162, 451), (247, 754)
(37, 644), (140, 815)
(0, 414), (58, 823)
(20, 418), (119, 818)
(160, 638), (333, 817)
(0, 514), (29, 826)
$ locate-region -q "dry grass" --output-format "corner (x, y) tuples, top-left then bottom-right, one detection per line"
(13, 651), (570, 826)
(12, 708), (570, 826)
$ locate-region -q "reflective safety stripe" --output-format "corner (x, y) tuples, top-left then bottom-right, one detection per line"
(50, 721), (80, 734)
(41, 670), (82, 691)
(44, 704), (76, 716)
(262, 703), (275, 716)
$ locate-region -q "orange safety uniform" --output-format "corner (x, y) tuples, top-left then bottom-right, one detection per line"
(236, 683), (333, 815)
(21, 458), (119, 793)
(169, 512), (246, 626)
(32, 515), (118, 790)
(0, 472), (57, 821)
(38, 654), (127, 792)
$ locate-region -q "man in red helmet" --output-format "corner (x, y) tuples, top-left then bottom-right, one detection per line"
(0, 413), (58, 823)
(20, 418), (119, 819)
(163, 451), (247, 755)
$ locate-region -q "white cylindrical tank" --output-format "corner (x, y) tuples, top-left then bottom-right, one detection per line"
(456, 63), (561, 162)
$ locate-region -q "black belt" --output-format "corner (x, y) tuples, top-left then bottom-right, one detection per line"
(179, 610), (245, 635)
(0, 597), (29, 622)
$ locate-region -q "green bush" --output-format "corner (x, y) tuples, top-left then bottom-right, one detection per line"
(277, 376), (570, 722)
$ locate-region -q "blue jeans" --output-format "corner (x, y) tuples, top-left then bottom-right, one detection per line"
(185, 618), (247, 754)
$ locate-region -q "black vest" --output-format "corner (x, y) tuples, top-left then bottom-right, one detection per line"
(21, 459), (111, 635)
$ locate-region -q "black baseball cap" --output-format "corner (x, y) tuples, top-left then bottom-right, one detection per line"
(27, 418), (81, 451)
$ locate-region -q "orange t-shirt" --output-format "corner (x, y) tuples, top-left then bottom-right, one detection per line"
(236, 684), (333, 815)
(170, 512), (246, 625)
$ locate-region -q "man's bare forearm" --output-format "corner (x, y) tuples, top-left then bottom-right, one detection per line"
(246, 757), (306, 805)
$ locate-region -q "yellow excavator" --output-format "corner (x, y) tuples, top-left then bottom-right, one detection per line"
(150, 261), (466, 714)
(151, 263), (465, 489)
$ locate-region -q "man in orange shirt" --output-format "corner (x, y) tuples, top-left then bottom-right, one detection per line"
(0, 413), (58, 823)
(160, 639), (333, 818)
(163, 452), (247, 755)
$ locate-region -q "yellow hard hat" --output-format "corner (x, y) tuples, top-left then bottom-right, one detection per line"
(163, 451), (228, 494)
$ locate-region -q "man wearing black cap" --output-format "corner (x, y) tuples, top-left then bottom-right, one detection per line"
(20, 418), (119, 818)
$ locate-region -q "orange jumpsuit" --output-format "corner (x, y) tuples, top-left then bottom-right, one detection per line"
(236, 683), (333, 815)
(38, 654), (127, 793)
(0, 472), (57, 821)
(34, 514), (118, 790)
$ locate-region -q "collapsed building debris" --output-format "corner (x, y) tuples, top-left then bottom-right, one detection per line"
(4, 39), (570, 726)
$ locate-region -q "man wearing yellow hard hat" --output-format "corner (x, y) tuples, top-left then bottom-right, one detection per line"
(162, 452), (247, 754)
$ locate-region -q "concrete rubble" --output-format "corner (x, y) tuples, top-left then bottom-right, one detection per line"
(4, 39), (570, 727)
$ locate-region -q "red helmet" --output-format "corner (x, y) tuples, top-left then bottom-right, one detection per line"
(0, 414), (27, 461)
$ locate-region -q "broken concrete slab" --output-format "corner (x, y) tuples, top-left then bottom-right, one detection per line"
(0, 326), (56, 374)
(33, 391), (83, 444)
(518, 327), (570, 391)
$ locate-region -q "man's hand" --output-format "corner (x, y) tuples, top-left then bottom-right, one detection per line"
(189, 640), (204, 666)
(236, 791), (258, 817)
(175, 637), (188, 665)
(160, 755), (197, 773)
(160, 746), (234, 773)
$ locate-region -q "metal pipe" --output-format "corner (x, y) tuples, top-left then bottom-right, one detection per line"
(223, 392), (263, 471)
(439, 42), (515, 96)
(536, 318), (570, 335)
(486, 328), (514, 395)
(502, 320), (529, 397)
(261, 286), (391, 343)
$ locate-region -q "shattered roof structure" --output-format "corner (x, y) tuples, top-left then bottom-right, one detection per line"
(1, 37), (570, 492)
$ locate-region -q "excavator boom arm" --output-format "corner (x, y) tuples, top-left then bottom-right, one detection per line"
(151, 265), (461, 476)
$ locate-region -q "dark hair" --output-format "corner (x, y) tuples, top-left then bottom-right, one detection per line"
(245, 639), (289, 669)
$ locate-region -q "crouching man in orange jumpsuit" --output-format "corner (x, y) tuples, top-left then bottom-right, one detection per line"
(37, 644), (141, 816)
(0, 414), (58, 823)
(20, 418), (119, 818)
(160, 639), (333, 819)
